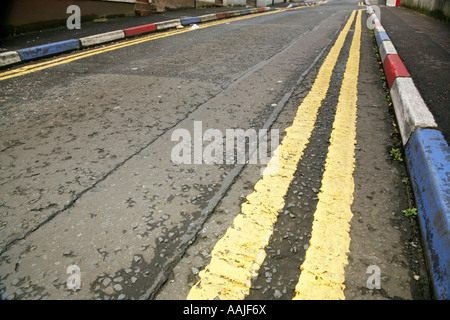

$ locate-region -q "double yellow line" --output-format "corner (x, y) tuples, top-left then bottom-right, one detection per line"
(0, 8), (294, 82)
(187, 9), (362, 300)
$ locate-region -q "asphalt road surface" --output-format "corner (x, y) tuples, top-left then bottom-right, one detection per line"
(0, 0), (432, 302)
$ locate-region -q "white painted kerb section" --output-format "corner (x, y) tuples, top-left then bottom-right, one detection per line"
(79, 30), (125, 47)
(380, 40), (397, 63)
(390, 77), (438, 145)
(0, 51), (21, 67)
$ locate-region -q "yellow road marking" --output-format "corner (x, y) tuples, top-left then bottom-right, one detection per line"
(293, 9), (362, 300)
(186, 10), (358, 300)
(0, 7), (306, 82)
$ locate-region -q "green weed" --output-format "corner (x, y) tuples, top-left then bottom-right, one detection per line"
(390, 148), (403, 162)
(403, 208), (418, 217)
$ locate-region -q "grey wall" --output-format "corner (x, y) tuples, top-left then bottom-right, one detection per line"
(400, 0), (450, 20)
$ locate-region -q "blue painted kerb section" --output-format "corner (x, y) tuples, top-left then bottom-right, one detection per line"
(405, 128), (450, 300)
(180, 17), (202, 26)
(376, 32), (390, 48)
(17, 39), (80, 61)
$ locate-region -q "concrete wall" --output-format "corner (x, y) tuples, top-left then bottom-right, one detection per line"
(0, 0), (286, 34)
(1, 0), (197, 31)
(2, 0), (137, 27)
(155, 0), (223, 12)
(400, 0), (450, 20)
(155, 0), (193, 12)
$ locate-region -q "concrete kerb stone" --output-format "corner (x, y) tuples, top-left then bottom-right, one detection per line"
(374, 25), (385, 36)
(390, 77), (437, 145)
(216, 12), (231, 19)
(155, 19), (181, 31)
(199, 13), (217, 23)
(79, 30), (125, 48)
(123, 23), (157, 37)
(180, 17), (202, 26)
(379, 40), (397, 63)
(228, 10), (242, 17)
(405, 128), (450, 300)
(375, 31), (391, 47)
(383, 54), (411, 88)
(239, 9), (251, 16)
(366, 2), (450, 299)
(16, 39), (80, 61)
(0, 51), (21, 67)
